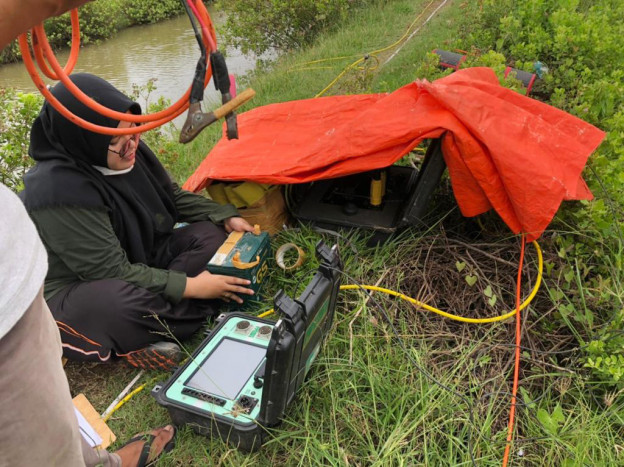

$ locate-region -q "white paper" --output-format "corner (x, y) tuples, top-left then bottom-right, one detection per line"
(74, 407), (102, 448)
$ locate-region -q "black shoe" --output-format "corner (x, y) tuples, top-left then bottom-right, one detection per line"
(123, 342), (182, 371)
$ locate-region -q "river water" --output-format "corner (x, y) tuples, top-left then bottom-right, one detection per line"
(0, 8), (262, 116)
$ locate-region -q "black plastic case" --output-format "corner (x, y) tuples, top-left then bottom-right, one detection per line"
(288, 139), (446, 242)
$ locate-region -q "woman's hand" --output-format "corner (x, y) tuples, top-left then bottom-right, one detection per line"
(224, 216), (254, 233)
(183, 271), (254, 303)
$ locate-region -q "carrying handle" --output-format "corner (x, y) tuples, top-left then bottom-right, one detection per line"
(232, 251), (260, 269)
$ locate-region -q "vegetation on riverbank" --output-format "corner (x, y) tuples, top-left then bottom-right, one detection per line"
(2, 0), (622, 464)
(0, 0), (185, 64)
(218, 0), (375, 55)
(0, 89), (41, 190)
(457, 0), (624, 397)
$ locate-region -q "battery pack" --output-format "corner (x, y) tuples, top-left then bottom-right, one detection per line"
(206, 230), (271, 306)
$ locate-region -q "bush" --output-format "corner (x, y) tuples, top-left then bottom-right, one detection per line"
(218, 0), (373, 55)
(0, 89), (42, 191)
(129, 79), (181, 173)
(0, 40), (21, 64)
(44, 0), (126, 48)
(122, 0), (184, 25)
(460, 1), (624, 238)
(457, 0), (624, 388)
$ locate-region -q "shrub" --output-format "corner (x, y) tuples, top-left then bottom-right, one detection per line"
(44, 0), (126, 48)
(122, 0), (184, 25)
(218, 0), (373, 55)
(129, 79), (181, 173)
(457, 0), (624, 387)
(0, 89), (42, 191)
(0, 41), (21, 64)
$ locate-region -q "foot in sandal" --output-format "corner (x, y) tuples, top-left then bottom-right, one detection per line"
(114, 424), (176, 467)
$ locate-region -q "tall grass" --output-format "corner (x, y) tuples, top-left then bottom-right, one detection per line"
(64, 0), (624, 465)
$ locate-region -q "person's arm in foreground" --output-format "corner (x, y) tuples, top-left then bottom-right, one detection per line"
(0, 0), (92, 49)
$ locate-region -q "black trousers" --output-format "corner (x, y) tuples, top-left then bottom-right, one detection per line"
(48, 221), (227, 362)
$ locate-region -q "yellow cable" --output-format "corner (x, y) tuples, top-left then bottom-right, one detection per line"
(103, 240), (544, 422)
(258, 240), (542, 324)
(287, 66), (337, 72)
(362, 0), (437, 57)
(102, 383), (146, 422)
(107, 242), (542, 419)
(315, 58), (366, 98)
(288, 56), (361, 73)
(258, 309), (274, 318)
(314, 0), (436, 97)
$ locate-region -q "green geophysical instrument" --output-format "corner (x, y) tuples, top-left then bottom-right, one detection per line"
(153, 242), (342, 451)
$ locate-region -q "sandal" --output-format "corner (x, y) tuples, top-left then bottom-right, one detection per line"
(117, 425), (176, 467)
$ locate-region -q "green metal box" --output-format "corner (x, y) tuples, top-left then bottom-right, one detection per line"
(206, 231), (271, 306)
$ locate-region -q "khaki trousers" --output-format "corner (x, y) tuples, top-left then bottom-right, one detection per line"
(0, 288), (120, 467)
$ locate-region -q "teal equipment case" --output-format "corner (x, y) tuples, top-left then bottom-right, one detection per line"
(206, 230), (271, 306)
(152, 241), (342, 451)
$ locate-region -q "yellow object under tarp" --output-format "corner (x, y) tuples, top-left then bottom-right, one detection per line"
(206, 183), (228, 205)
(233, 182), (269, 207)
(207, 182), (273, 209)
(222, 184), (247, 208)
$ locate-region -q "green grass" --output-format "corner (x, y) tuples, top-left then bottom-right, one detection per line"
(67, 0), (624, 465)
(73, 222), (624, 466)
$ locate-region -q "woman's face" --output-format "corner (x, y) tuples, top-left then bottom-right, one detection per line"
(107, 115), (140, 170)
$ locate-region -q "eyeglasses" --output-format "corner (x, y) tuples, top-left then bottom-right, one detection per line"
(109, 132), (140, 159)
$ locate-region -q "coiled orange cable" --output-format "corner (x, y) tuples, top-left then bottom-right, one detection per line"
(17, 0), (215, 135)
(32, 9), (80, 80)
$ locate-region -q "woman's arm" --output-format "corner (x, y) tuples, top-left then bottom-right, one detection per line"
(31, 206), (187, 302)
(31, 206), (254, 303)
(172, 182), (239, 223)
(172, 183), (255, 232)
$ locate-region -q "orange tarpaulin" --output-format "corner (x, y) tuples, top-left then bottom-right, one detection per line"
(184, 67), (605, 240)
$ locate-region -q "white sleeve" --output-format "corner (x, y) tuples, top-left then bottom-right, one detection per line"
(0, 183), (48, 338)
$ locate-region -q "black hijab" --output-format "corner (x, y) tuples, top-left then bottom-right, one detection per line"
(22, 73), (178, 265)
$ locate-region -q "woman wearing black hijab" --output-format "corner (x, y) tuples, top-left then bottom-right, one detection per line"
(22, 73), (255, 370)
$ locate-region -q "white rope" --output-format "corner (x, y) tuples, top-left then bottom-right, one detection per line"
(100, 370), (144, 419)
(383, 0), (451, 66)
